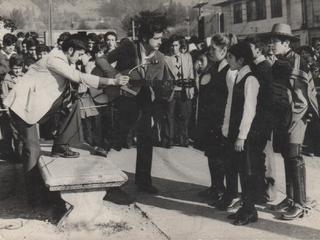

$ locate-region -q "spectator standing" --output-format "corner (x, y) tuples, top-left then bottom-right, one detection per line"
(165, 35), (194, 147)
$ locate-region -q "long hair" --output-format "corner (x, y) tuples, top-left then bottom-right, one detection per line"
(135, 11), (167, 42)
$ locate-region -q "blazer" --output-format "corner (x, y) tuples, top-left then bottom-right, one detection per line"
(165, 52), (194, 99)
(4, 48), (100, 124)
(165, 52), (194, 81)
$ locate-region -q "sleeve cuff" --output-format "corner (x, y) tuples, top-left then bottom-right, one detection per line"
(237, 131), (248, 140)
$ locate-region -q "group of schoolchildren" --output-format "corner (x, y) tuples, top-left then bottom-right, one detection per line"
(196, 23), (319, 225)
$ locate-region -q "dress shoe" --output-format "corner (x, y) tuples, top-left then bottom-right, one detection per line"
(227, 206), (246, 220)
(214, 195), (242, 211)
(281, 203), (307, 220)
(207, 191), (224, 205)
(199, 187), (223, 199)
(233, 210), (258, 225)
(137, 184), (159, 194)
(51, 145), (80, 158)
(270, 197), (293, 212)
(91, 146), (108, 157)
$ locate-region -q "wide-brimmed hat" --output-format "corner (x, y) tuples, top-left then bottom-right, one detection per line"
(267, 23), (299, 41)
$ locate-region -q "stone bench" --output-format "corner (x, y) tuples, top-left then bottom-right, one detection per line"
(38, 153), (128, 229)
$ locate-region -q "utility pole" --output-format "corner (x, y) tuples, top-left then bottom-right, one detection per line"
(48, 0), (53, 46)
(132, 19), (136, 40)
(192, 1), (208, 41)
(186, 16), (190, 38)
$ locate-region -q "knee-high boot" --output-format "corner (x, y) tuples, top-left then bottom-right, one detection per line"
(282, 157), (308, 220)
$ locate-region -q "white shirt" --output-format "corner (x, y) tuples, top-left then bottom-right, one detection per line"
(253, 55), (266, 65)
(222, 65), (260, 140)
(139, 43), (156, 101)
(221, 67), (237, 137)
(139, 43), (156, 67)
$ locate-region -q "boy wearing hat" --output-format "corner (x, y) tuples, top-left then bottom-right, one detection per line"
(269, 23), (319, 220)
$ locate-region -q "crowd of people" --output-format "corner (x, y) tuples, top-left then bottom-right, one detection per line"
(0, 13), (320, 227)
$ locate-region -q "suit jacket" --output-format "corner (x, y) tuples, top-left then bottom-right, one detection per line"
(4, 48), (100, 124)
(165, 52), (194, 81)
(165, 52), (194, 99)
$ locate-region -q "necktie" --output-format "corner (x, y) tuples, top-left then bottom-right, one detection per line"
(175, 55), (182, 79)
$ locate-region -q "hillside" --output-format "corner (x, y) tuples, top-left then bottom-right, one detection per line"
(0, 0), (202, 32)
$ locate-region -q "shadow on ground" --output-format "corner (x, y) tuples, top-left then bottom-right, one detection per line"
(120, 172), (320, 240)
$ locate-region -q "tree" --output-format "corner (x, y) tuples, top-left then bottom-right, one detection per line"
(9, 9), (25, 29)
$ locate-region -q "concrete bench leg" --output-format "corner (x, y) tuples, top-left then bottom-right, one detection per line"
(58, 189), (118, 229)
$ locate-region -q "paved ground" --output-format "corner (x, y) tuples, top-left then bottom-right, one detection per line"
(108, 146), (320, 240)
(1, 144), (320, 240)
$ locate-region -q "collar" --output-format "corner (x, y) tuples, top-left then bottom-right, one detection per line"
(50, 48), (69, 64)
(0, 49), (15, 59)
(139, 43), (156, 64)
(254, 55), (266, 65)
(277, 49), (293, 60)
(236, 65), (251, 83)
(218, 59), (228, 72)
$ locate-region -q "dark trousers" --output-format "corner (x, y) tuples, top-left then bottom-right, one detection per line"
(239, 133), (269, 211)
(10, 95), (82, 173)
(135, 109), (153, 186)
(135, 100), (166, 186)
(81, 115), (104, 148)
(222, 137), (239, 198)
(206, 131), (226, 193)
(208, 156), (225, 193)
(166, 91), (192, 145)
(0, 113), (20, 157)
(116, 96), (138, 146)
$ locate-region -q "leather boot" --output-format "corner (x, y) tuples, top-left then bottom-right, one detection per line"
(292, 159), (306, 207)
(284, 160), (294, 200)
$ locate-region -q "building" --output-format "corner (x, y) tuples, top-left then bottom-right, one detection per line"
(305, 0), (320, 46)
(213, 0), (310, 45)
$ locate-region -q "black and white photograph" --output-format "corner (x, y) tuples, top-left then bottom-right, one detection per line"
(0, 0), (320, 239)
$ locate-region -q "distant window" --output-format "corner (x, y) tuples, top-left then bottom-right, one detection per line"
(247, 0), (266, 21)
(271, 0), (283, 18)
(220, 13), (225, 32)
(234, 3), (243, 23)
(313, 0), (320, 23)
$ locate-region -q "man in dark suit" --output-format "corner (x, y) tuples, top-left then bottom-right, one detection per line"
(97, 14), (173, 194)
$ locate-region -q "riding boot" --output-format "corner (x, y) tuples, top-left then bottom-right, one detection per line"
(284, 160), (294, 201)
(282, 158), (308, 220)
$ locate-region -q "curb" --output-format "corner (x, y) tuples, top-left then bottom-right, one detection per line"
(133, 203), (171, 240)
